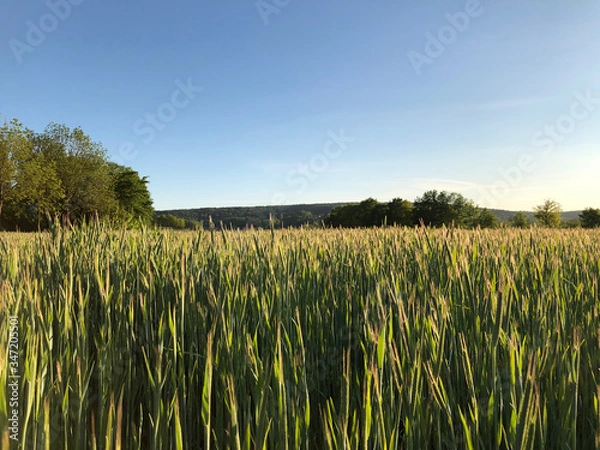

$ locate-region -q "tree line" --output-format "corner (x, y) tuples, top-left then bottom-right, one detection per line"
(324, 192), (600, 229)
(0, 118), (153, 231)
(155, 204), (342, 230)
(3, 114), (599, 232)
(155, 209), (320, 230)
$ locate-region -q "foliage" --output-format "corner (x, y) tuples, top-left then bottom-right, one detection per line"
(511, 211), (531, 229)
(386, 197), (414, 226)
(0, 116), (153, 230)
(326, 198), (390, 228)
(561, 218), (581, 229)
(413, 190), (479, 228)
(533, 199), (562, 228)
(580, 208), (600, 229)
(1, 225), (600, 449)
(34, 123), (117, 224)
(160, 204), (341, 230)
(155, 214), (187, 229)
(0, 120), (35, 220)
(109, 163), (154, 227)
(325, 192), (500, 229)
(471, 208), (500, 229)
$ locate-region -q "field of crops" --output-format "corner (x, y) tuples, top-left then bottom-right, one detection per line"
(1, 225), (599, 449)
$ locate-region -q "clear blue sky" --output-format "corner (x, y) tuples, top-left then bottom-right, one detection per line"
(1, 0), (599, 211)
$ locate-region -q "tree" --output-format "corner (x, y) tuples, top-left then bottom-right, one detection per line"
(284, 210), (314, 228)
(0, 115), (154, 230)
(155, 214), (186, 229)
(472, 208), (499, 228)
(561, 218), (581, 229)
(533, 199), (562, 228)
(34, 123), (117, 225)
(184, 219), (202, 230)
(580, 208), (600, 229)
(325, 204), (362, 228)
(0, 119), (33, 221)
(387, 198), (413, 227)
(109, 163), (154, 227)
(325, 198), (389, 228)
(413, 190), (478, 228)
(357, 198), (385, 227)
(11, 153), (64, 229)
(511, 211), (530, 229)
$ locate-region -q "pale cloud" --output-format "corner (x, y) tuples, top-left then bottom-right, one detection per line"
(405, 178), (491, 194)
(252, 162), (295, 174)
(406, 97), (549, 116)
(472, 97), (547, 111)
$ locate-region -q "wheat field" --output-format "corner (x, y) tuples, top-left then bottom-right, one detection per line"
(1, 225), (599, 449)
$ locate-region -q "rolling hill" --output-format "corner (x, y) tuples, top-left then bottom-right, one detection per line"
(157, 203), (583, 229)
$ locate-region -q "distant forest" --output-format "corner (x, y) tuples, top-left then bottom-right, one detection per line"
(156, 194), (600, 230)
(156, 203), (345, 230)
(2, 115), (599, 232)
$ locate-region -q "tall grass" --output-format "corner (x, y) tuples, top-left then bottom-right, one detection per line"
(0, 225), (599, 449)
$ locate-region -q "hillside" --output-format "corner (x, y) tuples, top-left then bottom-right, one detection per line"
(157, 203), (347, 228)
(489, 209), (582, 222)
(157, 203), (583, 228)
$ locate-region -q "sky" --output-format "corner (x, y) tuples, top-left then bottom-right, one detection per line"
(1, 0), (599, 211)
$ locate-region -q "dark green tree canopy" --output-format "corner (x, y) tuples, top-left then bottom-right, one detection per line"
(580, 208), (600, 229)
(387, 198), (414, 227)
(472, 208), (499, 229)
(109, 163), (154, 227)
(326, 198), (398, 228)
(0, 116), (153, 230)
(155, 214), (187, 229)
(511, 211), (530, 229)
(413, 190), (480, 228)
(325, 192), (498, 229)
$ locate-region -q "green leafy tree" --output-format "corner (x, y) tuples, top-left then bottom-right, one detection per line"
(155, 214), (186, 229)
(0, 115), (154, 230)
(580, 208), (600, 229)
(511, 211), (530, 229)
(109, 163), (154, 227)
(0, 119), (33, 220)
(34, 123), (117, 225)
(325, 204), (361, 228)
(561, 218), (581, 229)
(325, 198), (387, 228)
(387, 198), (413, 227)
(283, 210), (314, 228)
(472, 208), (499, 228)
(357, 198), (385, 227)
(533, 199), (562, 228)
(413, 190), (478, 228)
(11, 153), (64, 229)
(184, 219), (202, 230)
